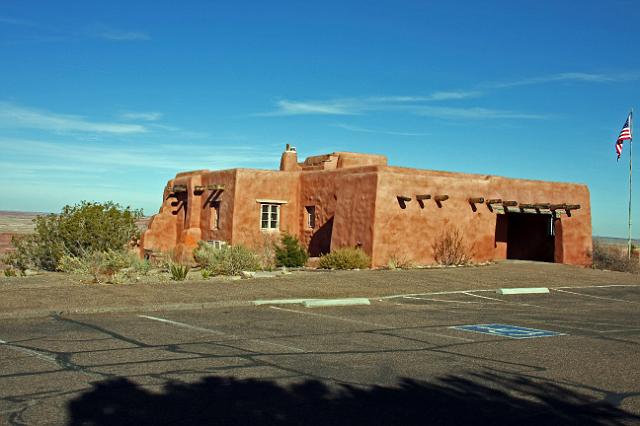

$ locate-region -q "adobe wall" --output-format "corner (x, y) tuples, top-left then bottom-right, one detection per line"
(231, 169), (300, 250)
(371, 167), (592, 268)
(299, 166), (379, 256)
(142, 169), (238, 260)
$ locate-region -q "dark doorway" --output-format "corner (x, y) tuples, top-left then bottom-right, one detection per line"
(506, 213), (555, 262)
(308, 216), (333, 256)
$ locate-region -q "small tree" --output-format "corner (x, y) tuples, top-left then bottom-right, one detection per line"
(275, 234), (308, 267)
(7, 201), (142, 271)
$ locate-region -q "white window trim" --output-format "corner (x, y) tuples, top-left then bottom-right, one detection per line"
(260, 203), (281, 231)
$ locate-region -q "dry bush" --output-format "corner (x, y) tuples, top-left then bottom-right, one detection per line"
(57, 250), (150, 283)
(432, 227), (473, 266)
(592, 240), (640, 273)
(318, 247), (371, 270)
(386, 253), (413, 270)
(193, 242), (259, 276)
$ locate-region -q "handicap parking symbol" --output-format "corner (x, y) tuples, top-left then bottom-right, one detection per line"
(452, 323), (565, 339)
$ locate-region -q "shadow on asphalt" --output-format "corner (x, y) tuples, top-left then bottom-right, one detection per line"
(67, 371), (638, 425)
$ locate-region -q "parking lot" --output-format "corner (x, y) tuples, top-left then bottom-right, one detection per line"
(1, 284), (640, 425)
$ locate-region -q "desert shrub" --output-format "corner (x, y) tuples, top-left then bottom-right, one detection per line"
(169, 262), (190, 281)
(4, 268), (17, 277)
(193, 242), (259, 276)
(8, 201), (142, 271)
(387, 254), (413, 270)
(257, 233), (278, 271)
(432, 227), (472, 266)
(275, 234), (308, 267)
(592, 241), (640, 273)
(58, 249), (134, 283)
(201, 268), (212, 279)
(318, 247), (370, 270)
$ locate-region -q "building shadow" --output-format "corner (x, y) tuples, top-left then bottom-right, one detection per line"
(66, 370), (638, 425)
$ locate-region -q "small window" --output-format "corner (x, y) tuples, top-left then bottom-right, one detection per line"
(306, 206), (315, 228)
(210, 201), (220, 230)
(260, 203), (280, 230)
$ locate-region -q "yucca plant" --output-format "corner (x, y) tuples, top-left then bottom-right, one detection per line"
(169, 262), (190, 281)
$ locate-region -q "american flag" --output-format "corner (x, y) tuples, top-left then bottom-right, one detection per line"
(616, 112), (632, 160)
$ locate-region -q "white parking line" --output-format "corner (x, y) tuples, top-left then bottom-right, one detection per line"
(551, 289), (639, 304)
(380, 284), (640, 301)
(138, 315), (305, 353)
(462, 292), (506, 302)
(269, 306), (475, 342)
(0, 338), (58, 365)
(403, 296), (480, 304)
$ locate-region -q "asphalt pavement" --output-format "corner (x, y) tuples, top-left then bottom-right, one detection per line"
(1, 284), (639, 425)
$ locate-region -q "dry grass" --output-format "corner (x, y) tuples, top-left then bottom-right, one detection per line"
(592, 240), (640, 273)
(432, 227), (473, 266)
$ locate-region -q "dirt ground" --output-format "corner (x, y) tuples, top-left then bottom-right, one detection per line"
(2, 261), (639, 319)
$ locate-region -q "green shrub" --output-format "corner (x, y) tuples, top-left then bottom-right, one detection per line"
(7, 201), (142, 271)
(193, 242), (260, 276)
(169, 262), (190, 281)
(318, 247), (371, 270)
(432, 227), (472, 266)
(201, 268), (213, 279)
(275, 234), (308, 267)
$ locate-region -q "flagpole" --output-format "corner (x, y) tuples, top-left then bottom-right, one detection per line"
(628, 108), (633, 260)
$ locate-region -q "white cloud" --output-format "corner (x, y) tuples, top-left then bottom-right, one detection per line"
(259, 91), (480, 116)
(333, 123), (428, 136)
(1, 138), (279, 171)
(0, 102), (147, 134)
(483, 72), (639, 89)
(414, 106), (547, 120)
(88, 24), (151, 41)
(120, 111), (163, 121)
(259, 100), (359, 116)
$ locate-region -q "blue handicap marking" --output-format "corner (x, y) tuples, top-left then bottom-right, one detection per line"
(452, 323), (565, 339)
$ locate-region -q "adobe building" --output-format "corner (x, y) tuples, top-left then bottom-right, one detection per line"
(141, 145), (592, 267)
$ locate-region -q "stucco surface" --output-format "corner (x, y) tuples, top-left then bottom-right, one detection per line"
(142, 149), (592, 268)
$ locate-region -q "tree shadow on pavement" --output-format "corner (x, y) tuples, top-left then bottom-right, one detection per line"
(67, 370), (639, 425)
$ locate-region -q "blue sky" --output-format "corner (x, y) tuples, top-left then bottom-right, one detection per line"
(1, 0), (639, 237)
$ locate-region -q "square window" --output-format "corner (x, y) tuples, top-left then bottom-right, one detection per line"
(260, 203), (280, 230)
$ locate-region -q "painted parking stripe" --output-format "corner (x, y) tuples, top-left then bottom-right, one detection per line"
(0, 338), (59, 365)
(403, 296), (480, 304)
(462, 292), (506, 302)
(452, 324), (565, 339)
(139, 315), (305, 353)
(551, 289), (639, 304)
(269, 306), (475, 342)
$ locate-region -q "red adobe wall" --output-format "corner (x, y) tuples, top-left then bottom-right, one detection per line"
(299, 166), (379, 256)
(231, 169), (300, 250)
(371, 167), (592, 267)
(142, 149), (592, 269)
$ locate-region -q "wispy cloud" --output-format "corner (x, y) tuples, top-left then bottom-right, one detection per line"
(0, 16), (38, 27)
(91, 27), (151, 41)
(120, 111), (163, 121)
(259, 100), (359, 116)
(483, 72), (639, 89)
(414, 106), (547, 120)
(258, 91), (480, 116)
(333, 123), (428, 136)
(0, 102), (147, 134)
(1, 138), (279, 171)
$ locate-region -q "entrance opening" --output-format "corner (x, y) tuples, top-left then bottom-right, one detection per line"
(308, 216), (333, 256)
(506, 213), (555, 262)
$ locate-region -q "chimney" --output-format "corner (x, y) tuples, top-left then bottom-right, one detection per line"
(279, 144), (299, 171)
